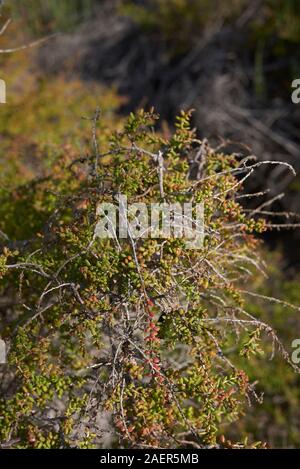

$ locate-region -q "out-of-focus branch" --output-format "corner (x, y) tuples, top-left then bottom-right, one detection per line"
(0, 17), (11, 36)
(0, 33), (57, 54)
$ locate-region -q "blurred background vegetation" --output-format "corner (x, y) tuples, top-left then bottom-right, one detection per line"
(1, 0), (300, 447)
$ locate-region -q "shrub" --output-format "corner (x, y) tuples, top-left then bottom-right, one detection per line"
(0, 108), (297, 448)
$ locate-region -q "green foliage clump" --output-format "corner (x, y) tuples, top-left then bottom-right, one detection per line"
(257, 0), (300, 43)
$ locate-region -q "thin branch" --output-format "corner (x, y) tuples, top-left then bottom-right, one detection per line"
(0, 34), (57, 54)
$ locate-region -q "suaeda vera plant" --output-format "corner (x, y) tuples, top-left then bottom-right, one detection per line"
(0, 109), (299, 449)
